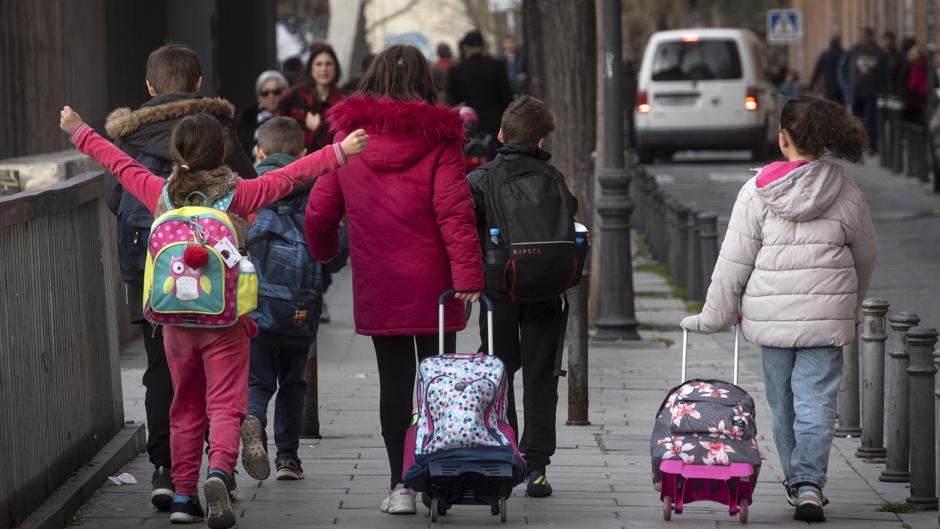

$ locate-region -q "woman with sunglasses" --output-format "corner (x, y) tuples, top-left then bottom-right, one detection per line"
(236, 70), (290, 159)
(277, 41), (347, 153)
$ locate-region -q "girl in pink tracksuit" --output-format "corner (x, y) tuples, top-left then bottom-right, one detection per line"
(60, 106), (366, 528)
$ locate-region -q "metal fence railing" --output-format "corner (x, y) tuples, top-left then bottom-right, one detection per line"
(0, 171), (125, 529)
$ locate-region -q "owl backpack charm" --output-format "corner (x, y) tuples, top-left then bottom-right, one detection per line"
(141, 186), (258, 328)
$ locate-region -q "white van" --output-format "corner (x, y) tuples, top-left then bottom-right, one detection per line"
(634, 28), (779, 163)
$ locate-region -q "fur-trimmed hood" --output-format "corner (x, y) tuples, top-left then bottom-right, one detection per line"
(103, 95), (235, 160)
(155, 164), (248, 244)
(327, 95), (465, 171)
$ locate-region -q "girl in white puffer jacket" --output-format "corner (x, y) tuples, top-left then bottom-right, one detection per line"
(681, 95), (877, 522)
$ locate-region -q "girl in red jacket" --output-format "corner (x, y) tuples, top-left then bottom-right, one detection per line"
(60, 106), (366, 528)
(305, 45), (484, 514)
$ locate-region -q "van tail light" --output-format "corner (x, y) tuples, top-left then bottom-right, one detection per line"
(637, 90), (651, 113)
(744, 87), (759, 111)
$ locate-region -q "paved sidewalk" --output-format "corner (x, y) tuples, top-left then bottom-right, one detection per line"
(71, 256), (934, 528)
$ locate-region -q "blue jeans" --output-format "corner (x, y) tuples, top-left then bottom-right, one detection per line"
(247, 333), (312, 456)
(761, 345), (843, 489)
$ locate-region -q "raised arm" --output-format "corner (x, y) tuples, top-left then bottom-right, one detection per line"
(229, 129), (367, 216)
(61, 107), (165, 214)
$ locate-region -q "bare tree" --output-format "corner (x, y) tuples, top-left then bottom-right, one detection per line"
(522, 0), (597, 216)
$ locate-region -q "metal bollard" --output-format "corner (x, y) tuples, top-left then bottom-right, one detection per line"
(836, 320), (862, 437)
(906, 326), (938, 508)
(912, 124), (928, 182)
(877, 95), (888, 165)
(665, 198), (678, 279)
(302, 341), (321, 438)
(651, 190), (666, 261)
(891, 97), (905, 174)
(685, 209), (702, 302)
(881, 311), (920, 481)
(856, 299), (889, 459)
(632, 166), (648, 234)
(642, 174), (657, 240)
(674, 204), (690, 289)
(697, 212), (719, 296)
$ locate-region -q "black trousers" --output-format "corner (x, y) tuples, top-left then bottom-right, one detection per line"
(478, 293), (562, 473)
(372, 332), (456, 488)
(141, 321), (173, 469)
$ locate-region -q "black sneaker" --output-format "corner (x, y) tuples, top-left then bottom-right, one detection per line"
(793, 485), (826, 522)
(169, 495), (204, 524)
(785, 480), (829, 507)
(240, 415), (270, 480)
(151, 466), (175, 511)
(204, 470), (236, 529)
(275, 453), (304, 480)
(526, 470), (553, 498)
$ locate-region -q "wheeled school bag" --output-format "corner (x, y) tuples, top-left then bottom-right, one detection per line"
(650, 325), (760, 523)
(402, 290), (526, 523)
(143, 186), (258, 327)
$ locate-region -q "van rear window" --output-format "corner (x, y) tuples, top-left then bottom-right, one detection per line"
(651, 39), (742, 81)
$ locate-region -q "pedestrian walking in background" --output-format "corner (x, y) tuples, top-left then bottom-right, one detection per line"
(434, 42), (456, 102)
(277, 41), (347, 153)
(100, 44), (257, 513)
(898, 45), (934, 124)
(305, 44), (483, 516)
(681, 95), (877, 523)
(447, 30), (513, 157)
(468, 95), (578, 499)
(236, 70), (290, 159)
(241, 117), (348, 484)
(882, 31), (906, 95)
(499, 36), (526, 97)
(62, 106), (366, 528)
(810, 36), (845, 104)
(847, 28), (886, 152)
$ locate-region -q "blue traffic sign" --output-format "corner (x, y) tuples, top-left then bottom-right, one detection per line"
(767, 9), (802, 43)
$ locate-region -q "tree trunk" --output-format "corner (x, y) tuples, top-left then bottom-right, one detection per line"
(521, 0), (597, 214)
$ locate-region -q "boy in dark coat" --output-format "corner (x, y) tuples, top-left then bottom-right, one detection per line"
(102, 44), (255, 511)
(468, 96), (578, 498)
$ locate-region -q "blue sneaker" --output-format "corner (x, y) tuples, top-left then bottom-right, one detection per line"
(793, 485), (825, 522)
(526, 470), (553, 498)
(169, 495), (204, 524)
(205, 469), (236, 529)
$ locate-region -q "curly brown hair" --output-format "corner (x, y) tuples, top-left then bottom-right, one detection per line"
(780, 95), (868, 162)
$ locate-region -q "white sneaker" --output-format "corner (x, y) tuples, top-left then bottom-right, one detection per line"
(380, 484), (417, 514)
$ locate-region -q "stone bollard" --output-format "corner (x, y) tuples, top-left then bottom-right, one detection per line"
(653, 191), (667, 262)
(632, 167), (648, 234)
(881, 312), (920, 481)
(674, 205), (690, 289)
(662, 197), (675, 277)
(649, 190), (663, 260)
(697, 212), (718, 295)
(685, 209), (702, 302)
(836, 320), (863, 437)
(906, 326), (937, 508)
(856, 299), (890, 459)
(666, 198), (680, 280)
(642, 174), (657, 240)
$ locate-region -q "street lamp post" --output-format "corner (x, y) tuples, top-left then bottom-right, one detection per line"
(593, 0), (639, 341)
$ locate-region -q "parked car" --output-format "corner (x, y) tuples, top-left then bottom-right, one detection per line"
(634, 28), (779, 164)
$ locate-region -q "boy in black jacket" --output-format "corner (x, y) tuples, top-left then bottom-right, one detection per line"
(467, 96), (577, 497)
(102, 44), (256, 512)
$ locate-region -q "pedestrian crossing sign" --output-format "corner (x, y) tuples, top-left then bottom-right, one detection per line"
(767, 9), (802, 44)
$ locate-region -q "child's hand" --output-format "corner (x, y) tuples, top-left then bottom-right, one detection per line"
(341, 129), (368, 157)
(60, 106), (83, 135)
(455, 291), (480, 303)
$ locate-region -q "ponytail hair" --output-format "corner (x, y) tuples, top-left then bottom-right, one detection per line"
(780, 95), (868, 163)
(168, 113), (227, 206)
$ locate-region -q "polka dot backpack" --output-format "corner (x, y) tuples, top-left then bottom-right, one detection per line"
(141, 185), (258, 328)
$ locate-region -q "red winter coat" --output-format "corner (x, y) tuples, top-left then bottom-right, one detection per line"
(305, 95), (484, 336)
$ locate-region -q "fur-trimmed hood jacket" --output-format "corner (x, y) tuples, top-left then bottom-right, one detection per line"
(682, 160), (878, 348)
(305, 95), (483, 336)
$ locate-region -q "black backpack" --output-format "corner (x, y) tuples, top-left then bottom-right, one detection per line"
(479, 155), (582, 302)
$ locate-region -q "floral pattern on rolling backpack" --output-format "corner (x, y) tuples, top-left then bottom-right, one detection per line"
(142, 186), (258, 327)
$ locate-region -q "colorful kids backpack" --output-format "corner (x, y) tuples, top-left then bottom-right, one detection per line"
(142, 186), (257, 327)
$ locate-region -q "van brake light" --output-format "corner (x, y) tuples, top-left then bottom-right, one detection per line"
(682, 34), (700, 42)
(744, 87), (759, 111)
(637, 90), (650, 113)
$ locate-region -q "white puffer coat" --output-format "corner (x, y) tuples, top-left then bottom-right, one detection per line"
(682, 160), (878, 348)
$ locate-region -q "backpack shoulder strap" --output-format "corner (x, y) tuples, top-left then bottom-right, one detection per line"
(210, 189), (235, 212)
(161, 184), (174, 210)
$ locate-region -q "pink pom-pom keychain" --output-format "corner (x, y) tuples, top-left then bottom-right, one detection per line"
(183, 244), (210, 269)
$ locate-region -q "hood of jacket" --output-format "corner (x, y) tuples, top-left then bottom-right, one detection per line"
(755, 159), (844, 222)
(327, 95), (465, 171)
(104, 94), (236, 158)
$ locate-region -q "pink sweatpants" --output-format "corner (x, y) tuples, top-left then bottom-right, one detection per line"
(163, 316), (258, 496)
